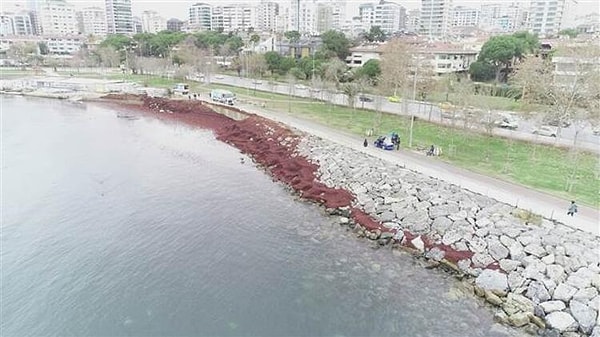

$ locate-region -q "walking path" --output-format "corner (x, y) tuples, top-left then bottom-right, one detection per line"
(237, 102), (599, 236)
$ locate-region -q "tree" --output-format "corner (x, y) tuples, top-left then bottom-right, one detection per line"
(320, 30), (351, 59)
(323, 58), (347, 90)
(509, 55), (550, 104)
(249, 34), (260, 46)
(7, 42), (38, 65)
(469, 60), (496, 82)
(355, 59), (381, 85)
(94, 46), (120, 68)
(100, 34), (133, 52)
(379, 39), (412, 97)
(284, 31), (301, 43)
(363, 26), (387, 42)
(477, 35), (524, 82)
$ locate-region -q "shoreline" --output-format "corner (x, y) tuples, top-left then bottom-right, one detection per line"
(8, 93), (600, 336)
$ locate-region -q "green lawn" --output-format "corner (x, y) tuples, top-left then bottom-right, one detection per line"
(96, 74), (600, 207)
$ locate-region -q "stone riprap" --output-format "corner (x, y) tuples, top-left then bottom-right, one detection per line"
(297, 135), (600, 337)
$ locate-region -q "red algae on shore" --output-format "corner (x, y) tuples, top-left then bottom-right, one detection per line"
(107, 95), (482, 270)
(115, 95), (354, 209)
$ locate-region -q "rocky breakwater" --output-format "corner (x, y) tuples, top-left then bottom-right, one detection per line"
(297, 136), (600, 337)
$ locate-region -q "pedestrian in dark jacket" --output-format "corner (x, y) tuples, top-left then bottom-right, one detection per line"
(567, 201), (578, 216)
(363, 138), (368, 147)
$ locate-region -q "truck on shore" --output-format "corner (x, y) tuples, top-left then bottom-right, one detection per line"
(210, 89), (236, 105)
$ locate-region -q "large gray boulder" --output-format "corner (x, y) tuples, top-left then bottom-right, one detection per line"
(545, 311), (578, 332)
(476, 269), (509, 292)
(569, 300), (598, 334)
(554, 283), (578, 302)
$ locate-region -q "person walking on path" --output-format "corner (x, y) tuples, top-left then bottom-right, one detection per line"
(567, 201), (578, 216)
(363, 138), (368, 147)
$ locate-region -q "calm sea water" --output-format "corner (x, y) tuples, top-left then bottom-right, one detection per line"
(2, 96), (522, 337)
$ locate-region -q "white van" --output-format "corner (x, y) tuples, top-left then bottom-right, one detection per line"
(210, 89), (236, 105)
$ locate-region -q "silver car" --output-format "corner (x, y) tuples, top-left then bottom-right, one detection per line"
(532, 125), (558, 137)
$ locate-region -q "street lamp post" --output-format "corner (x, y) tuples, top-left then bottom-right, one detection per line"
(408, 55), (421, 148)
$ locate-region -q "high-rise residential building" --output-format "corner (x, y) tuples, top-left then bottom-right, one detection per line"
(406, 9), (420, 32)
(290, 0), (318, 34)
(420, 0), (452, 38)
(105, 0), (133, 34)
(133, 16), (142, 33)
(188, 2), (212, 31)
(167, 18), (184, 31)
(479, 2), (527, 33)
(141, 10), (167, 33)
(528, 0), (570, 36)
(359, 1), (406, 35)
(316, 3), (333, 33)
(451, 6), (479, 27)
(212, 4), (255, 32)
(0, 11), (35, 35)
(39, 0), (78, 35)
(257, 1), (279, 33)
(78, 7), (107, 36)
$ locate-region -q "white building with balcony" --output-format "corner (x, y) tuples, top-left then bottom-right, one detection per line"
(188, 3), (212, 31)
(39, 0), (78, 35)
(105, 0), (133, 34)
(0, 11), (35, 36)
(359, 1), (406, 35)
(256, 1), (279, 33)
(451, 6), (479, 27)
(141, 10), (167, 33)
(528, 0), (567, 37)
(420, 0), (453, 38)
(79, 7), (107, 37)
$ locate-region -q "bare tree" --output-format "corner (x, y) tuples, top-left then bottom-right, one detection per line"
(380, 39), (412, 97)
(509, 55), (550, 104)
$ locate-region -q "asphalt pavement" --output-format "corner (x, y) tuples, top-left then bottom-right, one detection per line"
(232, 100), (599, 237)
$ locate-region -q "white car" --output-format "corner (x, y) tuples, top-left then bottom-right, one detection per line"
(295, 84), (307, 90)
(252, 80), (263, 85)
(215, 75), (224, 79)
(532, 125), (558, 137)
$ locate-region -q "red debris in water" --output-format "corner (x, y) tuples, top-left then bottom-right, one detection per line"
(108, 95), (354, 209)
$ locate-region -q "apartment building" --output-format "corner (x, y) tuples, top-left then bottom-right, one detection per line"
(257, 1), (279, 33)
(359, 1), (406, 35)
(420, 0), (453, 38)
(0, 11), (35, 36)
(406, 9), (420, 33)
(188, 3), (212, 31)
(105, 0), (133, 34)
(479, 2), (527, 33)
(39, 0), (78, 35)
(528, 0), (565, 37)
(289, 0), (318, 35)
(451, 6), (479, 27)
(213, 5), (256, 32)
(141, 10), (167, 33)
(78, 7), (106, 37)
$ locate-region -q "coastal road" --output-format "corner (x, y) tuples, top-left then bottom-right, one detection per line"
(210, 74), (600, 154)
(228, 100), (599, 236)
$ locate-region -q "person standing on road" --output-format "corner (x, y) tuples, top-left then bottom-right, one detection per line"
(363, 138), (368, 147)
(567, 201), (578, 216)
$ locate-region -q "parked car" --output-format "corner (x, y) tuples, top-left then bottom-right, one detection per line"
(494, 117), (519, 130)
(359, 95), (373, 102)
(592, 127), (600, 136)
(532, 125), (558, 137)
(252, 79), (262, 85)
(387, 95), (401, 103)
(210, 89), (236, 105)
(295, 84), (307, 90)
(215, 75), (224, 79)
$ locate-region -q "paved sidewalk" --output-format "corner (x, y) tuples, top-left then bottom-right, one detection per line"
(238, 103), (599, 236)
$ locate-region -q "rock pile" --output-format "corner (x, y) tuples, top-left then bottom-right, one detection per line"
(297, 135), (600, 337)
